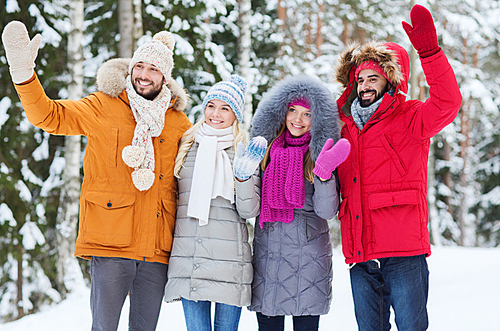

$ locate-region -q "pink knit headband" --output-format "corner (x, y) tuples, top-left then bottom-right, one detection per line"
(288, 97), (311, 110)
(355, 61), (390, 83)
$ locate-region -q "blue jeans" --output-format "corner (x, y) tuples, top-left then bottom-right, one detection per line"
(349, 255), (429, 331)
(256, 312), (320, 331)
(181, 298), (242, 331)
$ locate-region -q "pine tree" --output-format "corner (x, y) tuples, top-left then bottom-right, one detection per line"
(430, 0), (500, 247)
(54, 0), (84, 300)
(0, 0), (68, 320)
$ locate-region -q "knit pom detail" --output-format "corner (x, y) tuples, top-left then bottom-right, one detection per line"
(131, 169), (155, 191)
(122, 145), (146, 168)
(228, 74), (248, 95)
(153, 31), (175, 51)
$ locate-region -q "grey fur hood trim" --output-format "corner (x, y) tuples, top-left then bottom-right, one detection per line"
(251, 76), (340, 161)
(95, 58), (189, 111)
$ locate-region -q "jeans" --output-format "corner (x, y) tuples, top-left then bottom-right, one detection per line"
(349, 255), (429, 331)
(256, 312), (320, 331)
(90, 257), (168, 331)
(181, 298), (242, 331)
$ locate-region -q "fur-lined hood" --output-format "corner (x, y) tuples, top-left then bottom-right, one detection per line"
(335, 41), (410, 93)
(334, 41), (409, 116)
(95, 58), (189, 111)
(251, 76), (340, 161)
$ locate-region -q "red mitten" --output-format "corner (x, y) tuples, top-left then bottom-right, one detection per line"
(402, 4), (440, 58)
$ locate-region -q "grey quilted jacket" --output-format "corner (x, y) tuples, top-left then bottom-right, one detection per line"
(250, 176), (338, 316)
(164, 143), (260, 307)
(249, 75), (341, 316)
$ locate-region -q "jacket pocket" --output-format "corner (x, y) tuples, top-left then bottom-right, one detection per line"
(83, 191), (136, 247)
(158, 199), (177, 252)
(306, 217), (329, 243)
(338, 198), (354, 259)
(368, 190), (422, 253)
(379, 134), (407, 177)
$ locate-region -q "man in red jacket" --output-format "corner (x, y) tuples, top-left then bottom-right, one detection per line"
(334, 5), (462, 330)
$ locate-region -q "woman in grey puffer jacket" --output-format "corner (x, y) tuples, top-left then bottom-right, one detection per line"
(164, 75), (267, 331)
(250, 76), (351, 331)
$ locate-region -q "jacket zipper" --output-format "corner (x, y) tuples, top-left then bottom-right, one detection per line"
(354, 97), (396, 261)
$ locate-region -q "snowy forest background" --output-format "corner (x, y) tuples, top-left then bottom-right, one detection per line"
(0, 0), (499, 322)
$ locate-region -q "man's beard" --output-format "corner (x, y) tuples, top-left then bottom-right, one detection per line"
(132, 79), (163, 101)
(358, 83), (391, 107)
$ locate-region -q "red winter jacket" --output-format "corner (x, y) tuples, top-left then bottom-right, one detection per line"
(335, 42), (462, 264)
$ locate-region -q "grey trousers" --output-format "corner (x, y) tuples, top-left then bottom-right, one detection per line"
(90, 257), (168, 331)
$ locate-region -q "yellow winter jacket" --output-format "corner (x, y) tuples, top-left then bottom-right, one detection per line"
(15, 62), (192, 264)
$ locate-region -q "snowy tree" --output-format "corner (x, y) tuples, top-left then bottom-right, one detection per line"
(237, 0), (253, 131)
(0, 0), (69, 320)
(54, 0), (84, 300)
(118, 0), (134, 58)
(430, 0), (500, 247)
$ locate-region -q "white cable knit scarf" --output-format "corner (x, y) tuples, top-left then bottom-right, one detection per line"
(122, 76), (172, 191)
(187, 123), (235, 226)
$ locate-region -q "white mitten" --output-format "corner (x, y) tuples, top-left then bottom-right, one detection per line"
(233, 136), (268, 181)
(1, 21), (42, 84)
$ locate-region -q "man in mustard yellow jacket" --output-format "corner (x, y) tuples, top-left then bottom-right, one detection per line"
(2, 21), (192, 331)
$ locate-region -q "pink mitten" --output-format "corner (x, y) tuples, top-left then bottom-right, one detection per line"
(313, 138), (351, 180)
(402, 5), (440, 58)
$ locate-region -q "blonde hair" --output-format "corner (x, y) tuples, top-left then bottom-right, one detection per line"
(174, 117), (247, 178)
(260, 126), (315, 183)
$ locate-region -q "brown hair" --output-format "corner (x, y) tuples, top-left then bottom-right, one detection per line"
(260, 126), (315, 183)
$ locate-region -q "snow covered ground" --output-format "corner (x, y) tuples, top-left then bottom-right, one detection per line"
(0, 246), (499, 330)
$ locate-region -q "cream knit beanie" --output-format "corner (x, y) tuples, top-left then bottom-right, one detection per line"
(129, 31), (175, 82)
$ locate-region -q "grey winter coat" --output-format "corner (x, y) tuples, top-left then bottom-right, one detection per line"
(164, 142), (260, 307)
(249, 76), (341, 316)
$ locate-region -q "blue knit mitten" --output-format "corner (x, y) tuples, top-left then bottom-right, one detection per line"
(234, 136), (268, 181)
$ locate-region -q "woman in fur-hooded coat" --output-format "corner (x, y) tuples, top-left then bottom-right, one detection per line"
(249, 76), (342, 322)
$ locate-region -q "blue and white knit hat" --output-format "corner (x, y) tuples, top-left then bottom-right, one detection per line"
(202, 75), (247, 122)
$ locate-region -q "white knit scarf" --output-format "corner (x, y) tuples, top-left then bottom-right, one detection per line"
(187, 123), (235, 226)
(122, 75), (172, 191)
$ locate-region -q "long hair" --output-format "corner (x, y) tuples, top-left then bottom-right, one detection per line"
(174, 117), (247, 178)
(260, 125), (315, 183)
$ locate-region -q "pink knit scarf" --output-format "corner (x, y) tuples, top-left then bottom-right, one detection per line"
(260, 130), (311, 228)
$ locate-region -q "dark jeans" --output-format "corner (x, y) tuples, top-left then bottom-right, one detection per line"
(349, 255), (429, 331)
(90, 257), (168, 331)
(256, 312), (320, 331)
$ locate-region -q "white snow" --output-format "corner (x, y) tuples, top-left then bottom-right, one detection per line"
(20, 160), (44, 186)
(0, 97), (11, 131)
(19, 221), (46, 250)
(5, 0), (19, 13)
(32, 132), (50, 161)
(0, 203), (16, 227)
(14, 180), (32, 202)
(0, 246), (498, 330)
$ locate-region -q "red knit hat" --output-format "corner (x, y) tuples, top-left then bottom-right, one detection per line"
(355, 61), (390, 83)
